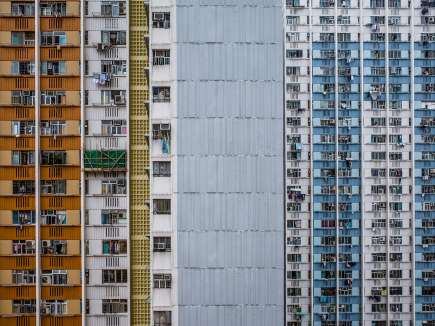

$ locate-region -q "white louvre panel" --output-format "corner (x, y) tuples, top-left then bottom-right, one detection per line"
(86, 286), (129, 299)
(85, 196), (128, 209)
(85, 107), (127, 120)
(85, 227), (128, 240)
(85, 136), (128, 150)
(85, 47), (127, 60)
(86, 315), (128, 326)
(85, 17), (127, 30)
(85, 256), (128, 269)
(85, 76), (128, 91)
(86, 304), (127, 317)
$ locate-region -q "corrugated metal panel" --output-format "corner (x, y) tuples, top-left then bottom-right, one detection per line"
(175, 0), (284, 324)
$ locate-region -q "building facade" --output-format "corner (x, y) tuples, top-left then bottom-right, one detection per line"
(0, 0), (285, 326)
(2, 0), (435, 325)
(148, 0), (284, 325)
(0, 0), (150, 324)
(285, 0), (435, 325)
(0, 0), (82, 324)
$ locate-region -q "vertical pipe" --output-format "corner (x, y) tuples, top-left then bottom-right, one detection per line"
(334, 0), (339, 323)
(309, 1), (314, 324)
(385, 2), (391, 323)
(359, 0), (365, 322)
(410, 0), (416, 323)
(80, 0), (86, 323)
(34, 0), (41, 324)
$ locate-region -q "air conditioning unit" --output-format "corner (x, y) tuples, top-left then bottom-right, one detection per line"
(153, 12), (164, 21)
(114, 95), (125, 105)
(156, 243), (166, 250)
(41, 275), (50, 284)
(160, 124), (170, 131)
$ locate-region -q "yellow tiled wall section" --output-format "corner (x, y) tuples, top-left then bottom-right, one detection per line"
(130, 0), (150, 325)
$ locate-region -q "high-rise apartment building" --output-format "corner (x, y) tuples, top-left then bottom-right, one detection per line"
(148, 1), (284, 324)
(2, 0), (435, 325)
(0, 0), (82, 325)
(0, 0), (284, 325)
(285, 0), (435, 325)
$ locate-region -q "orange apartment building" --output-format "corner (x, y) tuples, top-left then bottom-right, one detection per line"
(0, 0), (82, 325)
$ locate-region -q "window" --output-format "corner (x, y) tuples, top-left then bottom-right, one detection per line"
(40, 2), (66, 16)
(287, 271), (301, 280)
(40, 61), (65, 75)
(287, 220), (301, 229)
(389, 152), (402, 160)
(12, 270), (35, 284)
(13, 211), (35, 225)
(153, 274), (172, 289)
(11, 61), (35, 75)
(287, 168), (301, 178)
(286, 50), (303, 59)
(101, 60), (126, 75)
(101, 178), (126, 195)
(102, 269), (127, 283)
(101, 120), (127, 135)
(371, 152), (386, 160)
(390, 304), (402, 312)
(153, 237), (171, 252)
(371, 270), (387, 279)
(287, 288), (302, 296)
(389, 287), (402, 295)
(13, 180), (35, 194)
(11, 121), (35, 135)
(371, 135), (386, 143)
(11, 2), (35, 16)
(40, 180), (66, 194)
(101, 31), (126, 45)
(101, 210), (127, 224)
(102, 299), (128, 313)
(153, 161), (171, 177)
(153, 199), (171, 214)
(152, 12), (170, 28)
(372, 304), (387, 313)
(154, 311), (172, 326)
(152, 87), (170, 103)
(11, 32), (35, 45)
(287, 254), (302, 262)
(153, 49), (170, 65)
(102, 240), (127, 255)
(41, 300), (66, 315)
(101, 90), (126, 105)
(12, 90), (35, 105)
(286, 16), (299, 25)
(13, 240), (35, 254)
(40, 120), (65, 135)
(12, 151), (34, 166)
(320, 16), (335, 25)
(41, 91), (66, 105)
(42, 240), (67, 254)
(12, 300), (36, 314)
(41, 151), (66, 165)
(372, 253), (387, 262)
(41, 210), (66, 225)
(41, 270), (67, 285)
(390, 270), (402, 279)
(40, 32), (66, 46)
(389, 253), (402, 262)
(101, 1), (126, 16)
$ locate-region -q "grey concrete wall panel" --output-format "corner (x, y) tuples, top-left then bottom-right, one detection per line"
(176, 1), (284, 325)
